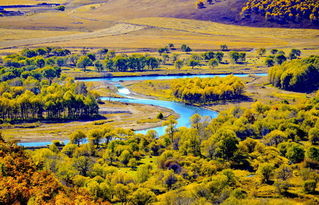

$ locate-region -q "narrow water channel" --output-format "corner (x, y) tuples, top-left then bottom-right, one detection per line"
(18, 73), (267, 146)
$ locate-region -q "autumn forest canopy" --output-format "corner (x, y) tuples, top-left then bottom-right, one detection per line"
(241, 0), (319, 25)
(0, 0), (319, 198)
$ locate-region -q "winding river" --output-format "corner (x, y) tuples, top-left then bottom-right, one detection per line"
(19, 73), (266, 147)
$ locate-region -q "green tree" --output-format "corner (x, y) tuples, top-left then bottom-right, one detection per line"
(188, 59), (200, 69)
(286, 143), (305, 163)
(220, 44), (228, 51)
(304, 180), (317, 193)
(181, 44), (192, 53)
(93, 60), (103, 72)
(276, 164), (292, 181)
(274, 54), (287, 65)
(306, 146), (319, 162)
(265, 57), (275, 67)
(163, 116), (178, 146)
(256, 48), (266, 57)
(257, 163), (274, 184)
(130, 188), (156, 205)
(119, 150), (132, 166)
(309, 127), (319, 145)
(208, 58), (218, 68)
(215, 52), (224, 62)
(271, 49), (278, 55)
(76, 56), (93, 71)
(70, 131), (86, 146)
(73, 156), (93, 176)
(174, 60), (184, 70)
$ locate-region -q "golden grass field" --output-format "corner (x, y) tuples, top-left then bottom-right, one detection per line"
(0, 0), (319, 51)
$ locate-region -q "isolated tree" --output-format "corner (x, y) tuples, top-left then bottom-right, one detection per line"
(168, 43), (175, 50)
(290, 49), (301, 57)
(289, 49), (301, 60)
(257, 48), (266, 57)
(174, 60), (184, 70)
(181, 44), (192, 53)
(220, 44), (228, 51)
(88, 129), (103, 148)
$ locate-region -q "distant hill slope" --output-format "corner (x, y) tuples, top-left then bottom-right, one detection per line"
(65, 0), (319, 28)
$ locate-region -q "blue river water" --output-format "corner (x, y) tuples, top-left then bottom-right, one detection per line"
(18, 73), (267, 147)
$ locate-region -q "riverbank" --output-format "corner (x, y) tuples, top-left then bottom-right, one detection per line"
(126, 75), (310, 113)
(2, 100), (177, 143)
(67, 67), (268, 80)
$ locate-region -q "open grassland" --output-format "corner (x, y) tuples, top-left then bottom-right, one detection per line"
(2, 100), (177, 142)
(0, 28), (78, 42)
(0, 1), (318, 50)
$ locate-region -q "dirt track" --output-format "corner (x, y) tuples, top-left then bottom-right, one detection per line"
(0, 23), (146, 49)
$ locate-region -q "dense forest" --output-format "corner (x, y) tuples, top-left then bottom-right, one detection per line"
(241, 0), (319, 25)
(269, 55), (319, 92)
(0, 135), (105, 204)
(172, 76), (245, 104)
(3, 92), (319, 203)
(0, 48), (99, 122)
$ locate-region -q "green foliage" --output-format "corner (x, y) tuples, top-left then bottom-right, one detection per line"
(304, 180), (317, 193)
(257, 163), (274, 183)
(76, 56), (93, 71)
(181, 44), (192, 53)
(55, 5), (65, 11)
(208, 58), (219, 68)
(229, 51), (246, 64)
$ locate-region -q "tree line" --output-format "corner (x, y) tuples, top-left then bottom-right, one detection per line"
(0, 49), (99, 122)
(171, 76), (245, 104)
(269, 55), (319, 92)
(241, 0), (319, 25)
